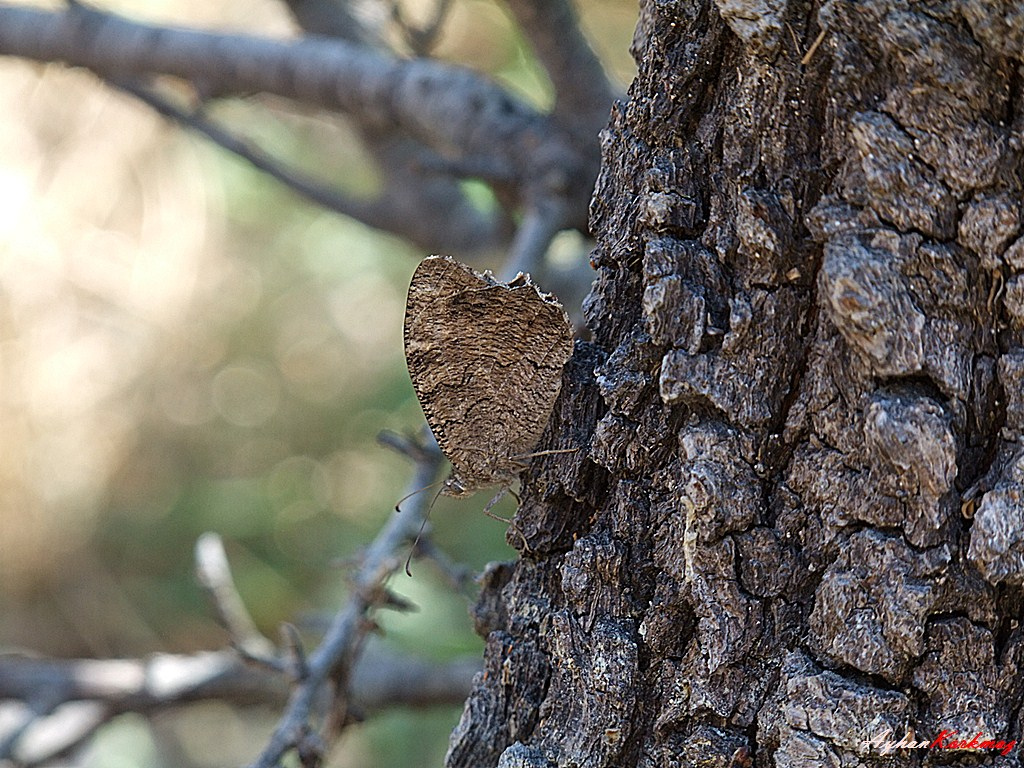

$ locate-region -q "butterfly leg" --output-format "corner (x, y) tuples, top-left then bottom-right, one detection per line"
(482, 490), (531, 554)
(482, 486), (511, 522)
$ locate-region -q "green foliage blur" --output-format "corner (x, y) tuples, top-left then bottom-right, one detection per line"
(0, 0), (636, 765)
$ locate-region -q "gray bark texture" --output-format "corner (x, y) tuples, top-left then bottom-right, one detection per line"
(446, 1), (1024, 767)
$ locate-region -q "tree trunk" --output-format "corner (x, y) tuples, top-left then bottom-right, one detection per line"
(447, 1), (1024, 767)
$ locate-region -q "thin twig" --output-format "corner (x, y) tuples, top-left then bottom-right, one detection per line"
(281, 0), (384, 47)
(195, 531), (277, 662)
(0, 705), (43, 764)
(378, 429), (433, 463)
(248, 431), (444, 768)
(278, 0), (510, 256)
(112, 79), (384, 220)
(800, 27), (828, 66)
(280, 623), (310, 681)
(118, 76), (504, 255)
(415, 537), (475, 596)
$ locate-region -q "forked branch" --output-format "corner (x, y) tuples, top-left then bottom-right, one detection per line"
(249, 432), (446, 768)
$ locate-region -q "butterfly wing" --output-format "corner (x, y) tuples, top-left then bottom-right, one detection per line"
(404, 256), (488, 477)
(404, 256), (573, 493)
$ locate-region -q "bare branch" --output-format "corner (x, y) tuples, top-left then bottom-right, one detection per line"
(280, 623), (311, 682)
(113, 80), (389, 220)
(0, 433), (455, 767)
(390, 0), (454, 55)
(282, 0), (387, 47)
(2, 2), (608, 254)
(350, 648), (480, 708)
(0, 3), (541, 179)
(503, 0), (616, 129)
(249, 433), (445, 768)
(414, 537), (476, 595)
(195, 532), (277, 662)
(118, 77), (504, 253)
(278, 0), (508, 254)
(0, 648), (478, 765)
(378, 429), (444, 464)
(362, 133), (510, 254)
(501, 197), (569, 281)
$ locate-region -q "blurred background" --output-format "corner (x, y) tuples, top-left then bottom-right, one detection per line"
(0, 0), (636, 765)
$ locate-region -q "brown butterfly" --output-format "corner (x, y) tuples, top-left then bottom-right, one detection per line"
(404, 256), (574, 497)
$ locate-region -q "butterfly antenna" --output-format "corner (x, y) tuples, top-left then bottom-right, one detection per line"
(394, 478), (445, 513)
(405, 484), (445, 577)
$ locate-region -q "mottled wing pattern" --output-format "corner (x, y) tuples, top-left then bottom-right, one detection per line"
(404, 256), (492, 479)
(404, 256), (574, 495)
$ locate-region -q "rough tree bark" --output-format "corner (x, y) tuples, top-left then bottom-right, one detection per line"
(448, 2), (1024, 767)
